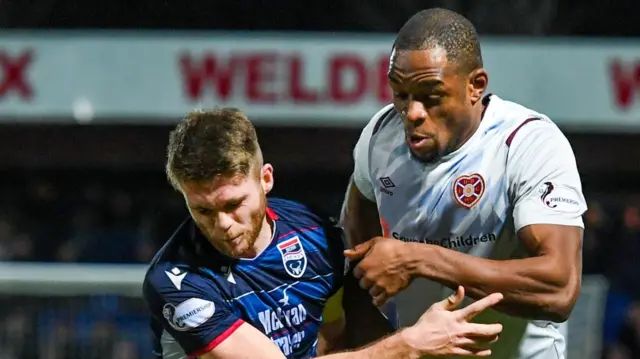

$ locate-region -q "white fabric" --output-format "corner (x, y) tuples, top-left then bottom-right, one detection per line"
(350, 95), (586, 359)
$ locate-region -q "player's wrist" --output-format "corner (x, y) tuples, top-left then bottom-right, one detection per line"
(397, 327), (426, 359)
(403, 242), (435, 279)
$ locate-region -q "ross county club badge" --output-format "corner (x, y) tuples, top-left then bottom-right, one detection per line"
(277, 236), (308, 278)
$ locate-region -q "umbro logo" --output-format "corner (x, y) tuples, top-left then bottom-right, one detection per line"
(379, 177), (395, 196)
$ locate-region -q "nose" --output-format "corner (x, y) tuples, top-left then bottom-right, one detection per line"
(214, 212), (234, 233)
(406, 98), (427, 124)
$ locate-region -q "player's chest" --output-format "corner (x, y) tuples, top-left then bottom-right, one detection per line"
(371, 143), (512, 251)
(229, 276), (328, 358)
(222, 261), (333, 356)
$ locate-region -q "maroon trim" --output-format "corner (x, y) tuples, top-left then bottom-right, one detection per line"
(505, 118), (541, 147)
(371, 106), (396, 135)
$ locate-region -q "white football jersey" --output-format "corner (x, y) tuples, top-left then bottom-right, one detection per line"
(351, 95), (587, 359)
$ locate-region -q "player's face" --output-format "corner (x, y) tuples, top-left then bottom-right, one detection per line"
(388, 47), (487, 163)
(180, 164), (275, 259)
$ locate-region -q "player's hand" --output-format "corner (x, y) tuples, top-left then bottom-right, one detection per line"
(402, 286), (504, 357)
(344, 237), (412, 306)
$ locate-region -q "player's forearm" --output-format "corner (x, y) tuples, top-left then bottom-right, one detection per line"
(321, 330), (420, 359)
(408, 243), (576, 321)
(341, 180), (381, 248)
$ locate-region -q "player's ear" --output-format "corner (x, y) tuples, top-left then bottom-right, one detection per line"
(468, 68), (488, 105)
(260, 164), (274, 194)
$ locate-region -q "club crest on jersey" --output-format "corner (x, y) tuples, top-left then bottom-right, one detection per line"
(277, 236), (308, 278)
(453, 173), (485, 209)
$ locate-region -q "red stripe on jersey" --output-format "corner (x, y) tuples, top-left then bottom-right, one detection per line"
(278, 237), (299, 248)
(277, 226), (319, 240)
(188, 319), (245, 358)
(266, 207), (278, 220)
(505, 118), (540, 147)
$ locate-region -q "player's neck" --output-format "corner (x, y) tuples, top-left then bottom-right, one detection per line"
(452, 104), (485, 153)
(250, 216), (275, 258)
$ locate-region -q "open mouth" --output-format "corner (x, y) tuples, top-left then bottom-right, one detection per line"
(408, 134), (431, 147)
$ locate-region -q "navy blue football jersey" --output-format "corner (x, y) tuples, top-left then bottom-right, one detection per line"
(143, 198), (347, 359)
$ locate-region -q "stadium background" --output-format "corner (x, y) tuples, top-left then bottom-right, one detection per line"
(0, 0), (639, 358)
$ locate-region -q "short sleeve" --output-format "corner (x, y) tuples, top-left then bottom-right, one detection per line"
(143, 267), (243, 358)
(353, 105), (394, 201)
(507, 120), (587, 231)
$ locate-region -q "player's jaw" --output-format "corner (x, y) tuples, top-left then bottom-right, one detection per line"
(404, 121), (465, 163)
(402, 111), (451, 163)
(216, 198), (268, 258)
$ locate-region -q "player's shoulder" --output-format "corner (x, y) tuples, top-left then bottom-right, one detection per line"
(363, 103), (399, 136)
(267, 197), (345, 253)
(143, 258), (226, 312)
(144, 257), (207, 296)
(267, 197), (337, 231)
(354, 104), (399, 163)
(143, 260), (224, 338)
(144, 219), (219, 300)
(489, 95), (568, 148)
(146, 217), (194, 274)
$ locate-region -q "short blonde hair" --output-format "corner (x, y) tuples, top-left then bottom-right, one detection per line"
(165, 108), (262, 190)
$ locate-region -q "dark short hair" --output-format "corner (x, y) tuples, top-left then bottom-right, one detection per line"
(166, 108), (261, 190)
(394, 8), (483, 73)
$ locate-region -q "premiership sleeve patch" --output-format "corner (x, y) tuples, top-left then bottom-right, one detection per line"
(163, 298), (216, 332)
(537, 182), (582, 214)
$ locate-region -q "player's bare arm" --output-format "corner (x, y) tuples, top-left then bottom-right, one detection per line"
(345, 224), (581, 321)
(340, 179), (397, 347)
(342, 179), (381, 249)
(420, 122), (586, 322)
(417, 223), (581, 321)
(197, 286), (504, 359)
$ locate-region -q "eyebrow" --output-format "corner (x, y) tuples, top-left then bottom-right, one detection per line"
(419, 79), (445, 87)
(388, 75), (444, 88)
(190, 194), (247, 210)
(388, 74), (401, 83)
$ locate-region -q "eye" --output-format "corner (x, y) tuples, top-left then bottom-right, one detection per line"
(223, 200), (242, 212)
(415, 93), (443, 107)
(393, 91), (409, 100)
(196, 208), (212, 216)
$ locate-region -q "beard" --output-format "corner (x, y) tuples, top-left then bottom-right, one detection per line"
(242, 191), (268, 254)
(198, 191), (268, 258)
